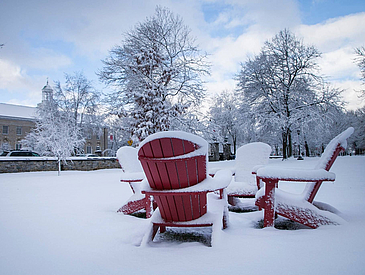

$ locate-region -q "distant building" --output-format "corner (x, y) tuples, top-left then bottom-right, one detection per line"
(0, 82), (109, 155)
(0, 103), (36, 151)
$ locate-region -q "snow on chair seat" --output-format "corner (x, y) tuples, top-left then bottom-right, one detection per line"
(116, 146), (147, 215)
(255, 127), (354, 228)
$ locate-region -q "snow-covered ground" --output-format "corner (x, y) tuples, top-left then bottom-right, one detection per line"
(1, 156), (364, 275)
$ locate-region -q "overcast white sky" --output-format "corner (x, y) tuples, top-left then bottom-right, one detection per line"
(1, 0), (364, 110)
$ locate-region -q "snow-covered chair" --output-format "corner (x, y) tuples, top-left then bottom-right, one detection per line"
(227, 142), (271, 208)
(138, 131), (231, 246)
(255, 127), (354, 228)
(116, 146), (147, 215)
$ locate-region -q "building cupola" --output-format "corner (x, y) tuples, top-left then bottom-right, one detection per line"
(42, 79), (53, 103)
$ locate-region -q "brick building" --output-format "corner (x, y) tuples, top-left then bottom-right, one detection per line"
(0, 103), (36, 151)
(0, 83), (109, 155)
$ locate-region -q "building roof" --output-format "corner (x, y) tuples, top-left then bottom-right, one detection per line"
(0, 103), (37, 120)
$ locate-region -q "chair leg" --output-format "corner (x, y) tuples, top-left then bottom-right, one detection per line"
(228, 195), (236, 206)
(151, 224), (160, 242)
(145, 194), (154, 218)
(159, 225), (166, 233)
(223, 211), (228, 229)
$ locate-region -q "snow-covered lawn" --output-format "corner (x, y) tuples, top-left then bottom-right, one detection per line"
(1, 156), (365, 275)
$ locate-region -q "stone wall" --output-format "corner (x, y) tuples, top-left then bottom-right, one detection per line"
(0, 157), (120, 173)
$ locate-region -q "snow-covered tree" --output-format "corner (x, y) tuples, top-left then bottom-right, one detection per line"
(208, 90), (254, 155)
(23, 98), (84, 175)
(345, 107), (365, 154)
(236, 29), (344, 159)
(355, 46), (365, 98)
(54, 71), (102, 137)
(99, 6), (209, 141)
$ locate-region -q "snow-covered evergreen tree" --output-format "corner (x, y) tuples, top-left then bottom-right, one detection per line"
(99, 6), (209, 141)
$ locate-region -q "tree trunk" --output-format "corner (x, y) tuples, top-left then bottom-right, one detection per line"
(58, 158), (61, 176)
(305, 140), (310, 157)
(288, 130), (292, 158)
(282, 132), (288, 159)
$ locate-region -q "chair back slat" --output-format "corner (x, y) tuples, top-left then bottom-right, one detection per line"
(139, 136), (207, 190)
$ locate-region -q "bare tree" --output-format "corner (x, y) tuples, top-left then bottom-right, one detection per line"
(208, 90), (253, 155)
(98, 6), (210, 141)
(54, 72), (101, 131)
(355, 46), (365, 98)
(236, 29), (344, 159)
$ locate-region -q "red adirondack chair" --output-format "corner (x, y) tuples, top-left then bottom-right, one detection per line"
(138, 131), (231, 245)
(255, 127), (354, 228)
(227, 142), (271, 208)
(116, 146), (148, 215)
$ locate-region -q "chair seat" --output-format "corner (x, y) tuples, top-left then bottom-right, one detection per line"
(256, 187), (345, 228)
(117, 193), (147, 214)
(226, 180), (257, 197)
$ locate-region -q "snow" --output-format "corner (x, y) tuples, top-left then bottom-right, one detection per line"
(1, 156), (365, 275)
(227, 142), (271, 195)
(116, 146), (144, 181)
(315, 127), (354, 170)
(256, 166), (336, 181)
(0, 103), (37, 119)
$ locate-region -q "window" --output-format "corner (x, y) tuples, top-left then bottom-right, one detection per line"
(2, 126), (9, 135)
(16, 126), (22, 135)
(16, 143), (22, 150)
(86, 146), (92, 154)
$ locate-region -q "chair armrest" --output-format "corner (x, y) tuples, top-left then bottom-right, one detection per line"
(120, 172), (145, 183)
(252, 165), (265, 174)
(142, 169), (232, 195)
(256, 167), (336, 182)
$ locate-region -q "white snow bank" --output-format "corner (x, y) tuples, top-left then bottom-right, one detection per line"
(1, 156), (365, 275)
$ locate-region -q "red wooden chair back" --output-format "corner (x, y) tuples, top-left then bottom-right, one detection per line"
(138, 137), (207, 190)
(304, 128), (354, 203)
(138, 132), (209, 222)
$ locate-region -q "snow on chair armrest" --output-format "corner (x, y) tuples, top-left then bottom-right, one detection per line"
(120, 171), (145, 182)
(256, 166), (336, 182)
(142, 169), (232, 194)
